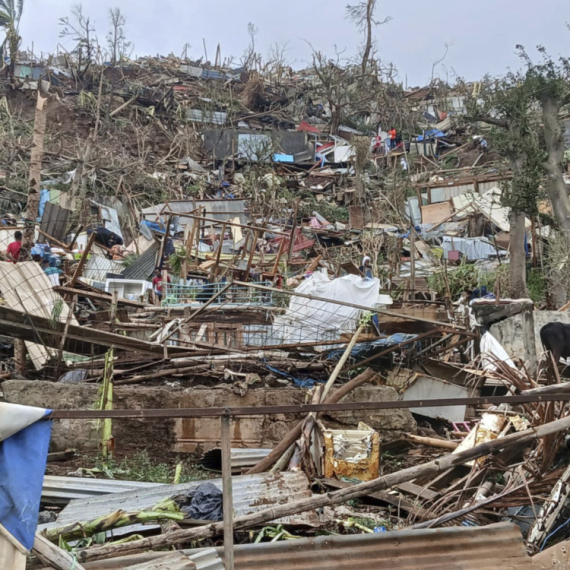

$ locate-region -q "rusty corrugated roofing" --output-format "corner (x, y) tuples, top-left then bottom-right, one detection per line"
(228, 522), (533, 570)
(41, 471), (318, 532)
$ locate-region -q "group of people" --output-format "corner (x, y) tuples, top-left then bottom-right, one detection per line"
(4, 230), (63, 285)
(373, 127), (400, 155)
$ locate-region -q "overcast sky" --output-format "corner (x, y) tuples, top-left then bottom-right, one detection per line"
(19, 0), (570, 85)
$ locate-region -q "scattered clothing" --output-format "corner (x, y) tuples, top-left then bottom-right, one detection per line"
(180, 482), (223, 521)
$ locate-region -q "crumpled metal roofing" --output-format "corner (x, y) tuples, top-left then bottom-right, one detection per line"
(225, 522), (532, 570)
(41, 471), (318, 531)
(42, 475), (162, 504)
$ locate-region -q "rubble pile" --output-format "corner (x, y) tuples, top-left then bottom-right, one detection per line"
(1, 27), (570, 570)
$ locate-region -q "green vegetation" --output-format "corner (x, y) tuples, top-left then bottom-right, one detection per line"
(85, 451), (208, 484)
(427, 262), (509, 299)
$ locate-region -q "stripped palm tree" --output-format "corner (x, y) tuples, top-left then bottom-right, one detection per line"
(0, 0), (24, 82)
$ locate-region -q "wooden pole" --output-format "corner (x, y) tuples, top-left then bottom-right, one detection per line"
(221, 414), (234, 570)
(410, 226), (416, 301)
(78, 412), (570, 563)
(68, 232), (96, 288)
(21, 92), (48, 261)
(34, 532), (87, 570)
(287, 198), (301, 262)
(53, 295), (77, 381)
(244, 230), (259, 281)
(213, 222), (227, 277)
(247, 367), (376, 475)
(271, 236), (287, 276)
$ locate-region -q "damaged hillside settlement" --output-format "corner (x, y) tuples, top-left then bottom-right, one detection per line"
(8, 4), (570, 570)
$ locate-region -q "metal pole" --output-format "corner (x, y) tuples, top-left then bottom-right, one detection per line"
(221, 414), (234, 570)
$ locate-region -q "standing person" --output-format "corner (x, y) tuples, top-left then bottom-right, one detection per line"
(6, 231), (22, 263)
(388, 127), (397, 150)
(41, 258), (62, 286)
(152, 268), (170, 302)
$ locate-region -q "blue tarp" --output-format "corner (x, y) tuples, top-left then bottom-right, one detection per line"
(273, 153), (295, 163)
(0, 406), (52, 550)
(142, 220), (166, 234)
(327, 333), (419, 363)
(265, 364), (324, 389)
(417, 130), (446, 141)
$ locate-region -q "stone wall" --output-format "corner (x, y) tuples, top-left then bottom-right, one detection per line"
(489, 309), (570, 367)
(2, 380), (417, 454)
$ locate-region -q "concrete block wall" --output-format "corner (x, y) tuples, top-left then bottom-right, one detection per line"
(2, 381), (417, 454)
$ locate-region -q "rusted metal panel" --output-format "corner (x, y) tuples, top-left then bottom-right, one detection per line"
(227, 522), (532, 569)
(41, 471), (318, 532)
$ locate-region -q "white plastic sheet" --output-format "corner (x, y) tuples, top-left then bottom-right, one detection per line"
(480, 331), (518, 371)
(272, 273), (391, 344)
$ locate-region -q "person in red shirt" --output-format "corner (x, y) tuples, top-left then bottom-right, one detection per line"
(388, 127), (397, 150)
(6, 231), (22, 263)
(152, 268), (170, 301)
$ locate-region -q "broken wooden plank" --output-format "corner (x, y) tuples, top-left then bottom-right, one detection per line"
(321, 477), (429, 517)
(34, 532), (87, 570)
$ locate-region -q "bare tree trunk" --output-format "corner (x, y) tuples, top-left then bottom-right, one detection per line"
(509, 210), (527, 298)
(361, 0), (373, 74)
(541, 95), (570, 231)
(541, 94), (570, 306)
(21, 92), (48, 260)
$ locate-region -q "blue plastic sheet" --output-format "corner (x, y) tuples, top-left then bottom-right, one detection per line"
(327, 333), (419, 363)
(0, 410), (52, 550)
(265, 364), (324, 388)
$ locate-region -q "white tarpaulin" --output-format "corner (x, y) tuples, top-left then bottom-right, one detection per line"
(480, 331), (518, 371)
(271, 273), (392, 344)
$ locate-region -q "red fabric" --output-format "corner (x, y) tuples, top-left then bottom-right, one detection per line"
(297, 121), (322, 134)
(6, 241), (21, 262)
(388, 129), (397, 140)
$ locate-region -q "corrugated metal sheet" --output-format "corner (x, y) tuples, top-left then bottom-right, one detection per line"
(225, 522), (532, 569)
(83, 255), (125, 282)
(40, 201), (70, 241)
(80, 523), (530, 570)
(41, 472), (318, 531)
(122, 241), (159, 281)
(142, 199), (247, 227)
(198, 448), (271, 473)
(189, 548), (225, 570)
(42, 475), (162, 504)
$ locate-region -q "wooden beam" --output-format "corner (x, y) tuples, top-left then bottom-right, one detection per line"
(54, 286), (149, 308)
(69, 231), (96, 288)
(221, 415), (234, 570)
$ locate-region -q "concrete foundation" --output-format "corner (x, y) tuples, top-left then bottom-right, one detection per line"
(2, 380), (416, 454)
